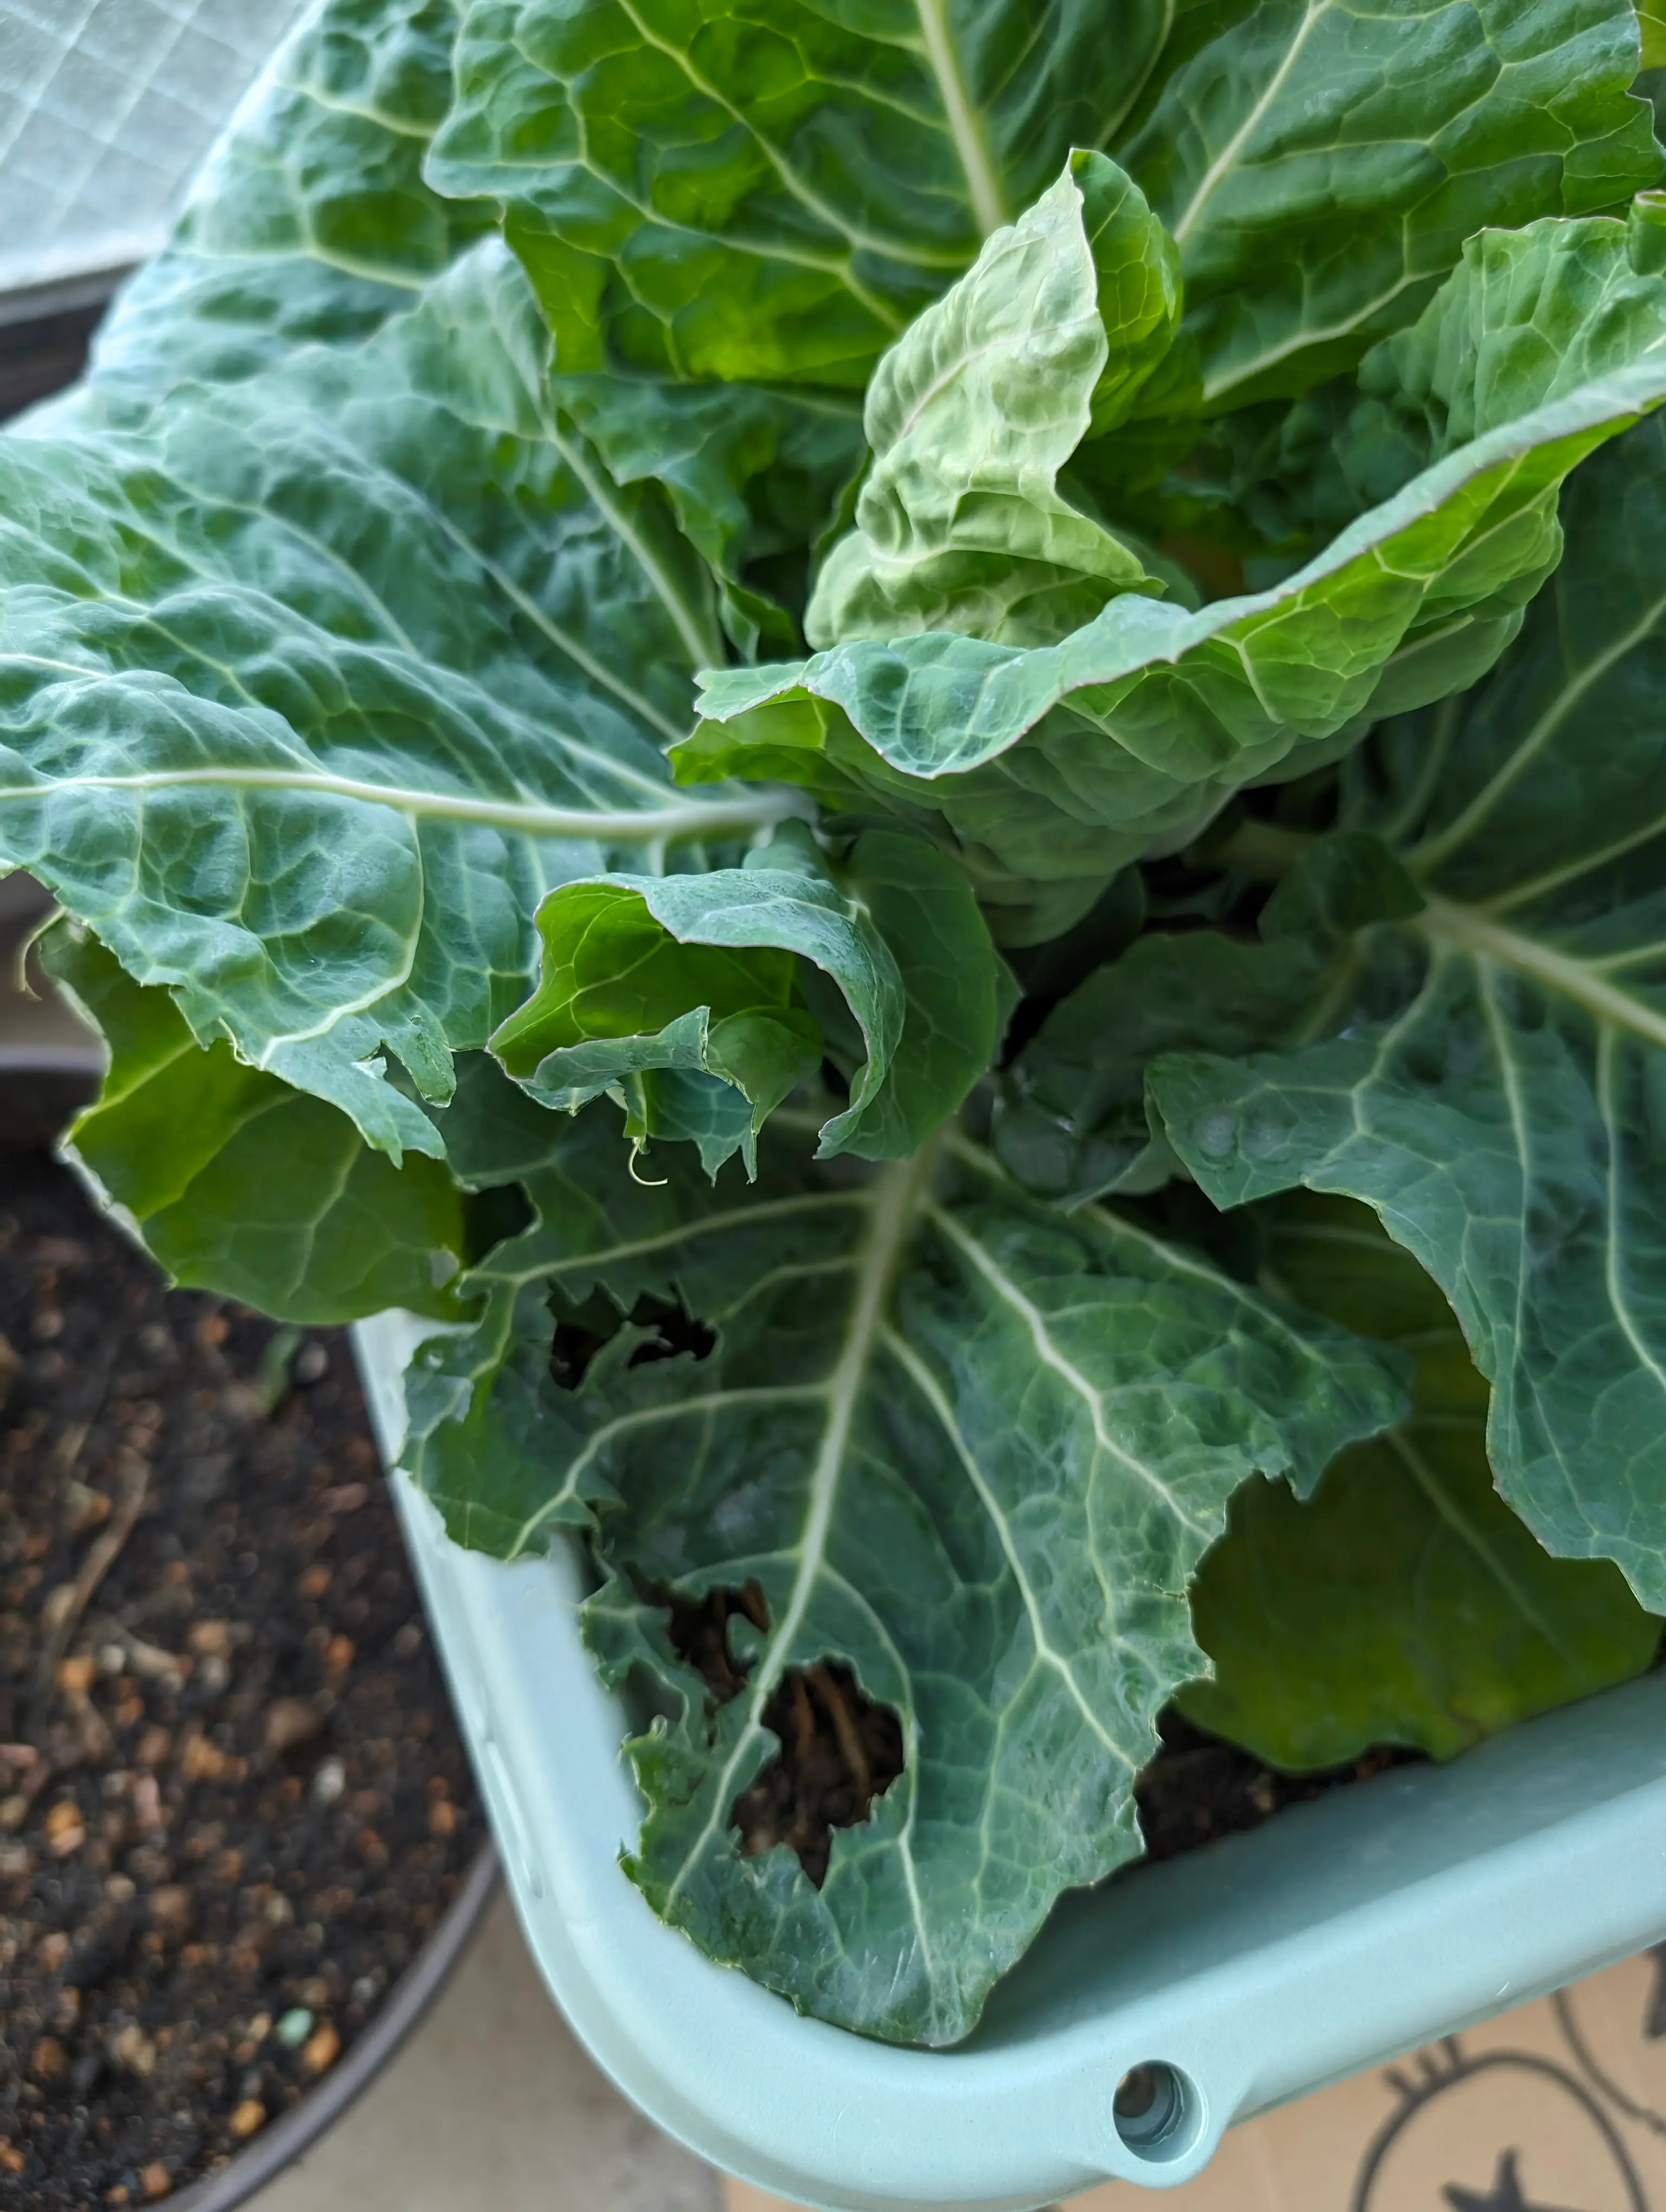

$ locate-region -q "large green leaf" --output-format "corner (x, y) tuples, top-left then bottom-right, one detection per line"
(1119, 0), (1662, 411)
(425, 0), (1177, 388)
(804, 153), (1177, 651)
(400, 1070), (1405, 2043)
(491, 820), (1003, 1172)
(1181, 1194), (1659, 1768)
(55, 0), (495, 423)
(40, 922), (469, 1324)
(689, 207), (1666, 941)
(42, 0), (865, 663)
(1145, 415), (1666, 1609)
(0, 241), (799, 1165)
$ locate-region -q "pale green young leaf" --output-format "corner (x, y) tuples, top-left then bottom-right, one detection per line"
(399, 1084), (1406, 2043)
(425, 0), (1177, 387)
(40, 922), (469, 1323)
(1181, 1195), (1659, 1769)
(692, 211), (1666, 941)
(1119, 0), (1662, 410)
(1148, 417), (1666, 1609)
(805, 154), (1172, 652)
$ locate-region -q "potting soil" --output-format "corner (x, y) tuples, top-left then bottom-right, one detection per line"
(0, 1150), (480, 2207)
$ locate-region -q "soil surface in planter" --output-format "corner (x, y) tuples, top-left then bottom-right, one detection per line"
(0, 1149), (480, 2208)
(1132, 1712), (1421, 1861)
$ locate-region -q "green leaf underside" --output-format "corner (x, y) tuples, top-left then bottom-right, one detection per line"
(691, 209), (1666, 940)
(41, 923), (468, 1323)
(0, 239), (809, 1164)
(492, 822), (1002, 1171)
(1130, 418), (1666, 1610)
(426, 0), (1178, 388)
(399, 1067), (1405, 2043)
(1182, 1194), (1658, 1769)
(804, 155), (1177, 652)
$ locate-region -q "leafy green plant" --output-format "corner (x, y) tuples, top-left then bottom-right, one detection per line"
(7, 0), (1665, 2045)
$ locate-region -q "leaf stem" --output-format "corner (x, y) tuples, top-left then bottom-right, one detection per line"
(1214, 818), (1313, 879)
(0, 768), (813, 847)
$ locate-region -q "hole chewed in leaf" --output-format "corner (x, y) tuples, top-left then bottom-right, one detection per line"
(651, 1584), (907, 1888)
(734, 1660), (906, 1889)
(460, 1179), (534, 1265)
(625, 1294), (716, 1371)
(548, 1287), (715, 1391)
(656, 1578), (770, 1705)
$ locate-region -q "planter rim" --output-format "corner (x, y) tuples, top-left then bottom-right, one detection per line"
(164, 1841), (499, 2212)
(355, 1310), (1666, 2212)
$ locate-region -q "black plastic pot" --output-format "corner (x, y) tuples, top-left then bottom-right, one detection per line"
(0, 1032), (503, 2204)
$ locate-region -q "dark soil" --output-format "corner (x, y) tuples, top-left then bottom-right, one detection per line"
(1133, 1709), (1423, 1861)
(0, 1149), (480, 2208)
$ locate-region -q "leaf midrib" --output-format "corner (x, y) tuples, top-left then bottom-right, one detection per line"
(1169, 0), (1328, 249)
(912, 0), (1008, 238)
(661, 1139), (941, 1911)
(1415, 897), (1666, 1054)
(0, 766), (803, 846)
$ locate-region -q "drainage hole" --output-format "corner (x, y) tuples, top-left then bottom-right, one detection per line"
(1112, 2061), (1194, 2160)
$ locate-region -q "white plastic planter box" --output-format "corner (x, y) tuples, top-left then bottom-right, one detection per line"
(355, 1311), (1666, 2212)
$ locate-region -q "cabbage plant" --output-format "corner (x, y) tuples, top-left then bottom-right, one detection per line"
(7, 0), (1666, 2045)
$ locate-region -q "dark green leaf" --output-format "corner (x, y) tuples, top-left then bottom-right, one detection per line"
(400, 1085), (1405, 2042)
(554, 376), (866, 655)
(426, 0), (1176, 388)
(1120, 0), (1662, 410)
(993, 835), (1420, 1203)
